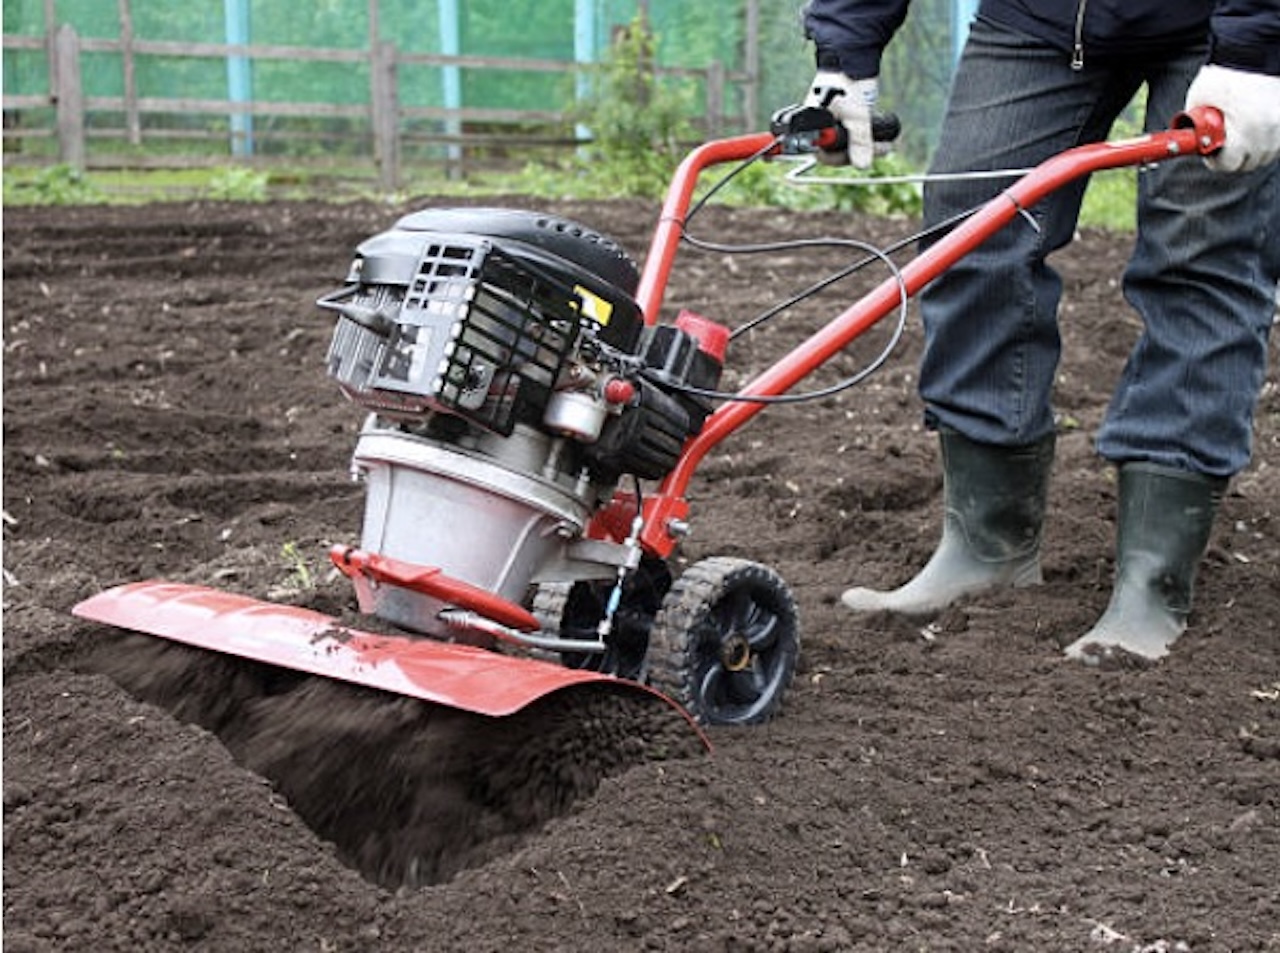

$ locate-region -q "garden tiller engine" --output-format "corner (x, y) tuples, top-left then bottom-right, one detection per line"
(319, 207), (741, 679)
(74, 105), (1227, 732)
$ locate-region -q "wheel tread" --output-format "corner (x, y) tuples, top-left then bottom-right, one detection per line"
(647, 557), (798, 726)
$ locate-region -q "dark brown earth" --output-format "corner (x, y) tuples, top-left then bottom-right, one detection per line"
(4, 192), (1279, 952)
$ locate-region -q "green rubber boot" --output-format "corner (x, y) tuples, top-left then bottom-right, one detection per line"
(842, 430), (1055, 617)
(1065, 463), (1226, 664)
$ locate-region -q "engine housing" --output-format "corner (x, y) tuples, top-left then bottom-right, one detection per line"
(320, 208), (726, 636)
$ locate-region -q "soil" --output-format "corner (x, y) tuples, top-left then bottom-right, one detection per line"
(4, 193), (1279, 953)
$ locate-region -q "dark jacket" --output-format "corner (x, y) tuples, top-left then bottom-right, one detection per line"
(803, 0), (1280, 79)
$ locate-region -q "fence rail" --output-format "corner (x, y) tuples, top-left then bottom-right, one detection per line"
(2, 24), (753, 189)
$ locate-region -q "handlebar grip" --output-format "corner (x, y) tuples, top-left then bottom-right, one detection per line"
(872, 112), (901, 143)
(818, 113), (901, 149)
(770, 103), (901, 156)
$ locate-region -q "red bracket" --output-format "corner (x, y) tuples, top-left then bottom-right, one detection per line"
(329, 545), (540, 632)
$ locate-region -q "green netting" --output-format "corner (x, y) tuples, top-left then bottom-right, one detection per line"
(3, 48), (47, 96)
(3, 1), (747, 108)
(2, 0), (957, 162)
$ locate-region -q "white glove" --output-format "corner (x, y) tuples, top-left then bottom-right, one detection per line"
(804, 70), (880, 168)
(1184, 64), (1280, 173)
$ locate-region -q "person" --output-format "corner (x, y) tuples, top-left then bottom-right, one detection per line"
(801, 0), (1280, 663)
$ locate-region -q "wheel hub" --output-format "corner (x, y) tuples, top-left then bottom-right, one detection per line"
(720, 632), (752, 672)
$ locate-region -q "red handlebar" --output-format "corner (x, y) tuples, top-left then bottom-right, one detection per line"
(635, 107), (1223, 327)
(630, 106), (1226, 558)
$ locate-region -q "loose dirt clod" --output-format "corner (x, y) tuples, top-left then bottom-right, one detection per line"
(83, 634), (702, 888)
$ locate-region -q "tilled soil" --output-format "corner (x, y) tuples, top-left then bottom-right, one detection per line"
(4, 195), (1279, 952)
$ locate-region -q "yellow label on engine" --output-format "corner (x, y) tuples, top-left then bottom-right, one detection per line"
(574, 285), (613, 326)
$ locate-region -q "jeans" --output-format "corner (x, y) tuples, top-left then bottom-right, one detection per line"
(918, 17), (1278, 477)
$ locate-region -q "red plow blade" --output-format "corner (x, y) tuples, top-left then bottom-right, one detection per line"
(73, 581), (705, 737)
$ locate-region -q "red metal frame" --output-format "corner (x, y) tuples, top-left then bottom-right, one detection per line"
(631, 107), (1225, 557)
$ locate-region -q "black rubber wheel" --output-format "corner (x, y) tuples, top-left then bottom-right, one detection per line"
(531, 556), (673, 681)
(647, 557), (800, 726)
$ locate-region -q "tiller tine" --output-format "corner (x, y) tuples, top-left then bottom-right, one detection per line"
(72, 581), (707, 740)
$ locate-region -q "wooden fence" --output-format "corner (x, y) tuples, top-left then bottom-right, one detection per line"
(2, 24), (755, 190)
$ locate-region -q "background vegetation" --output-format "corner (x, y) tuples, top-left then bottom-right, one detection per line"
(2, 1), (1138, 226)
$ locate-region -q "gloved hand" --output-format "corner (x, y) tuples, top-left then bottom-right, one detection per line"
(804, 70), (880, 168)
(1184, 65), (1280, 172)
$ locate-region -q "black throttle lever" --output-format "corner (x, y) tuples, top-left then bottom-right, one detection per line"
(769, 104), (901, 157)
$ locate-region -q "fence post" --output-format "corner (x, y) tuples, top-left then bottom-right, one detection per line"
(225, 0), (254, 155)
(370, 39), (400, 192)
(705, 60), (725, 139)
(53, 23), (85, 169)
(438, 0), (463, 179)
(118, 0), (141, 145)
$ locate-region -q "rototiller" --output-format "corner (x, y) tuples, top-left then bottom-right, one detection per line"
(74, 105), (1226, 730)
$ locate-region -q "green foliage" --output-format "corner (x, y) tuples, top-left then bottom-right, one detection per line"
(709, 159), (815, 210)
(570, 16), (698, 198)
(825, 154), (925, 217)
(205, 165), (270, 201)
(1079, 169), (1138, 231)
(701, 150), (923, 218)
(279, 541), (315, 592)
(3, 164), (102, 205)
(4, 165), (283, 205)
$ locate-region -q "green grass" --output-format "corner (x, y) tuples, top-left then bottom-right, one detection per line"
(2, 154), (1141, 232)
(1078, 168), (1139, 231)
